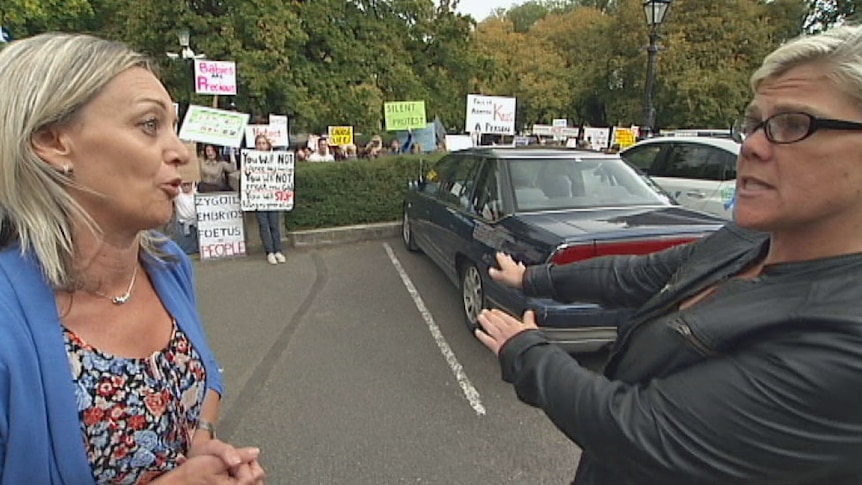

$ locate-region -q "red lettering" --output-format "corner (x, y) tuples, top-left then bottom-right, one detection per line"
(493, 104), (514, 122)
(275, 191), (294, 202)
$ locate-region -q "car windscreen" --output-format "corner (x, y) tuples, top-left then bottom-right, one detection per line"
(508, 157), (673, 211)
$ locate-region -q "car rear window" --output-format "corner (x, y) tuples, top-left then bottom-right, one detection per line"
(508, 157), (671, 211)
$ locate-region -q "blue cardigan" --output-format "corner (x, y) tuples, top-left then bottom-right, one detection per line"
(0, 239), (224, 484)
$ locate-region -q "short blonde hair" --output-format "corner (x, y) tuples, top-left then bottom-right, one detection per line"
(0, 33), (172, 290)
(751, 25), (862, 107)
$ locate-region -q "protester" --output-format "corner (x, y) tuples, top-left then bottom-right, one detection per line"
(0, 32), (265, 483)
(475, 25), (862, 484)
(307, 137), (335, 162)
(365, 135), (383, 158)
(197, 143), (237, 193)
(173, 181), (198, 254)
(344, 144), (358, 160)
(253, 134), (287, 265)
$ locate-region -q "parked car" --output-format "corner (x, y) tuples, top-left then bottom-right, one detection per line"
(402, 146), (725, 353)
(621, 136), (740, 219)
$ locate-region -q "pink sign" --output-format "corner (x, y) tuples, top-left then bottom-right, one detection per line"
(194, 60), (237, 96)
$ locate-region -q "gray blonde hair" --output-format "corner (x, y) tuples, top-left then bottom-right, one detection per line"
(751, 25), (862, 106)
(0, 32), (173, 290)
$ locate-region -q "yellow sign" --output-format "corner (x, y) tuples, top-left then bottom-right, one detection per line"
(327, 126), (354, 146)
(615, 128), (636, 148)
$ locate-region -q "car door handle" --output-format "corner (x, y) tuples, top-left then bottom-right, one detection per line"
(684, 190), (706, 199)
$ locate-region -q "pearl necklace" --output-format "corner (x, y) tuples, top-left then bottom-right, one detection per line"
(91, 265), (138, 305)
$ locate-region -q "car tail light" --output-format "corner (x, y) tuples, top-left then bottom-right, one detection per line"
(550, 237), (700, 265)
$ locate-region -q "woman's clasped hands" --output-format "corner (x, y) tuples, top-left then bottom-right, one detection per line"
(157, 439), (265, 484)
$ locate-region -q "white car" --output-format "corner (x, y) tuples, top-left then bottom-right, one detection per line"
(621, 136), (739, 220)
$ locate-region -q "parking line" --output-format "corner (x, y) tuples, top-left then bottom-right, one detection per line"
(383, 243), (487, 416)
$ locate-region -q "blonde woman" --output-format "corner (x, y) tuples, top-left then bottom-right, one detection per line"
(253, 134), (286, 265)
(0, 33), (264, 483)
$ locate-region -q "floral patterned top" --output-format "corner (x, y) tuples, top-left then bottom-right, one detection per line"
(64, 322), (207, 484)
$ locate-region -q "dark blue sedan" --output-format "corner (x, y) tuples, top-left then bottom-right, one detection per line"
(402, 146), (726, 353)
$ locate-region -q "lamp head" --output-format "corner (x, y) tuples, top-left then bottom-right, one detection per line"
(643, 0), (671, 28)
(177, 29), (190, 48)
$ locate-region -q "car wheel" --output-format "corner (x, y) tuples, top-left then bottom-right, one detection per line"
(460, 262), (484, 331)
(402, 208), (420, 252)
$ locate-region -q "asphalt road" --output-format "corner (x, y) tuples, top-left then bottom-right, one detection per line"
(196, 237), (608, 484)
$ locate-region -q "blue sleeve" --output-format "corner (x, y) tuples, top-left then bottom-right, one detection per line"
(171, 242), (225, 398)
(183, 254), (224, 397)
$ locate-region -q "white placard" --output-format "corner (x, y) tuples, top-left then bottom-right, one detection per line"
(240, 150), (295, 211)
(269, 114), (288, 130)
(532, 124), (580, 138)
(194, 60), (237, 95)
(583, 126), (611, 151)
(244, 124), (289, 148)
(444, 134), (474, 152)
(179, 105), (250, 148)
(465, 94), (516, 135)
(195, 193), (246, 260)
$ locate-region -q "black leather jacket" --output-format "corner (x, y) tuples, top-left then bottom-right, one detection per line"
(501, 223), (862, 484)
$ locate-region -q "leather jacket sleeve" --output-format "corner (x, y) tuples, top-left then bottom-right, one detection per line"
(499, 327), (862, 483)
(522, 241), (696, 309)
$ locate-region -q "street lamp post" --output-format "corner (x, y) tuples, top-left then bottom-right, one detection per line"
(642, 0), (671, 138)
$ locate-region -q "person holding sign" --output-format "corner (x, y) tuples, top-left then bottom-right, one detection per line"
(253, 134), (287, 265)
(198, 143), (237, 193)
(0, 33), (264, 483)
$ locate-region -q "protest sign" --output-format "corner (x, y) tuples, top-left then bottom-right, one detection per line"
(465, 95), (516, 135)
(583, 126), (612, 151)
(179, 105), (249, 148)
(444, 134), (474, 152)
(244, 124), (289, 148)
(612, 127), (637, 148)
(327, 126), (354, 146)
(384, 101), (426, 131)
(194, 60), (237, 95)
(269, 114), (288, 130)
(397, 123), (436, 153)
(195, 192), (245, 260)
(532, 124), (580, 139)
(240, 150), (295, 211)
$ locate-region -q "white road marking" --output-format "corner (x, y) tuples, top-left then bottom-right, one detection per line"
(383, 242), (486, 416)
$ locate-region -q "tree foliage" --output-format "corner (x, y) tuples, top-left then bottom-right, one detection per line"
(0, 0), (834, 134)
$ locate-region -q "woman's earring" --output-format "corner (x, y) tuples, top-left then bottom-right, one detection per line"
(62, 164), (73, 176)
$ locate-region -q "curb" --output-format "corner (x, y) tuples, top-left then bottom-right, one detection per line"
(245, 219), (401, 253)
(288, 221), (401, 248)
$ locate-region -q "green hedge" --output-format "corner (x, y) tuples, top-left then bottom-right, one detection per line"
(286, 153), (446, 231)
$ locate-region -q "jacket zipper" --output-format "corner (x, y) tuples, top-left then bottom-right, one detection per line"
(671, 320), (718, 357)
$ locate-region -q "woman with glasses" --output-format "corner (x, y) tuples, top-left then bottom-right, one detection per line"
(476, 25), (862, 485)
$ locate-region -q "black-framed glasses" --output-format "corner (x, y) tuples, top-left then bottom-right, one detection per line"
(731, 112), (862, 144)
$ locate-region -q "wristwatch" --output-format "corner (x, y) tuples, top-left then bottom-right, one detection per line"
(196, 419), (217, 439)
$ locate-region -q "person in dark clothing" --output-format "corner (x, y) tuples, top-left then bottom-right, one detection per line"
(475, 25), (862, 485)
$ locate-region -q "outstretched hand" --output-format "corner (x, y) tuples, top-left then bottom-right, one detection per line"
(474, 309), (538, 356)
(488, 252), (526, 289)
